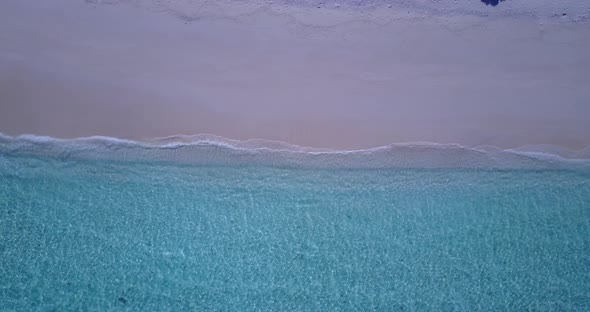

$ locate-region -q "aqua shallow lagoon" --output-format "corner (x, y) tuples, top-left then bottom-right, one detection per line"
(1, 154), (590, 311)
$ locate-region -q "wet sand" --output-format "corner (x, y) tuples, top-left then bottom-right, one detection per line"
(1, 0), (589, 149)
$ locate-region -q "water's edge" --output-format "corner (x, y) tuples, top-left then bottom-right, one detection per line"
(2, 133), (589, 169)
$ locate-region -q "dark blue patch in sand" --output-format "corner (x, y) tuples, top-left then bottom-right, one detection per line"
(481, 0), (505, 6)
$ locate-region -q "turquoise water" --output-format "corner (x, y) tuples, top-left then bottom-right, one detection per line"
(1, 152), (590, 311)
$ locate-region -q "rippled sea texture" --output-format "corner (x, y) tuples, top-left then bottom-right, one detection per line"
(1, 155), (590, 310)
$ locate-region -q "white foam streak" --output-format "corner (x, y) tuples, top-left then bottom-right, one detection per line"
(1, 133), (589, 169)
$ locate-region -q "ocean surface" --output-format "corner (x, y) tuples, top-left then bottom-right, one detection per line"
(1, 135), (590, 310)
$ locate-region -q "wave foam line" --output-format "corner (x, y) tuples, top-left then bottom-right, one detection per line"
(1, 133), (589, 169)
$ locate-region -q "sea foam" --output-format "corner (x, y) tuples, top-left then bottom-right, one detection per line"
(1, 133), (589, 169)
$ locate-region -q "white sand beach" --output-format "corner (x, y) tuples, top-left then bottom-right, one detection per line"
(1, 0), (589, 149)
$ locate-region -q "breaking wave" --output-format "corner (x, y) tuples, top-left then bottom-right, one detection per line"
(1, 133), (589, 169)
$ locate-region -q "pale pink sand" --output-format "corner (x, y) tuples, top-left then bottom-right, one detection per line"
(1, 0), (589, 149)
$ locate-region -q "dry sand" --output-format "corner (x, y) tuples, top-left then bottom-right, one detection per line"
(1, 0), (589, 149)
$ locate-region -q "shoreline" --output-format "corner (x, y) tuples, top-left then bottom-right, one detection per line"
(2, 133), (590, 171)
(3, 131), (590, 155)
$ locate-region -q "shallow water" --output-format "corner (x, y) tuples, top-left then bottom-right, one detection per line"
(1, 153), (589, 310)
